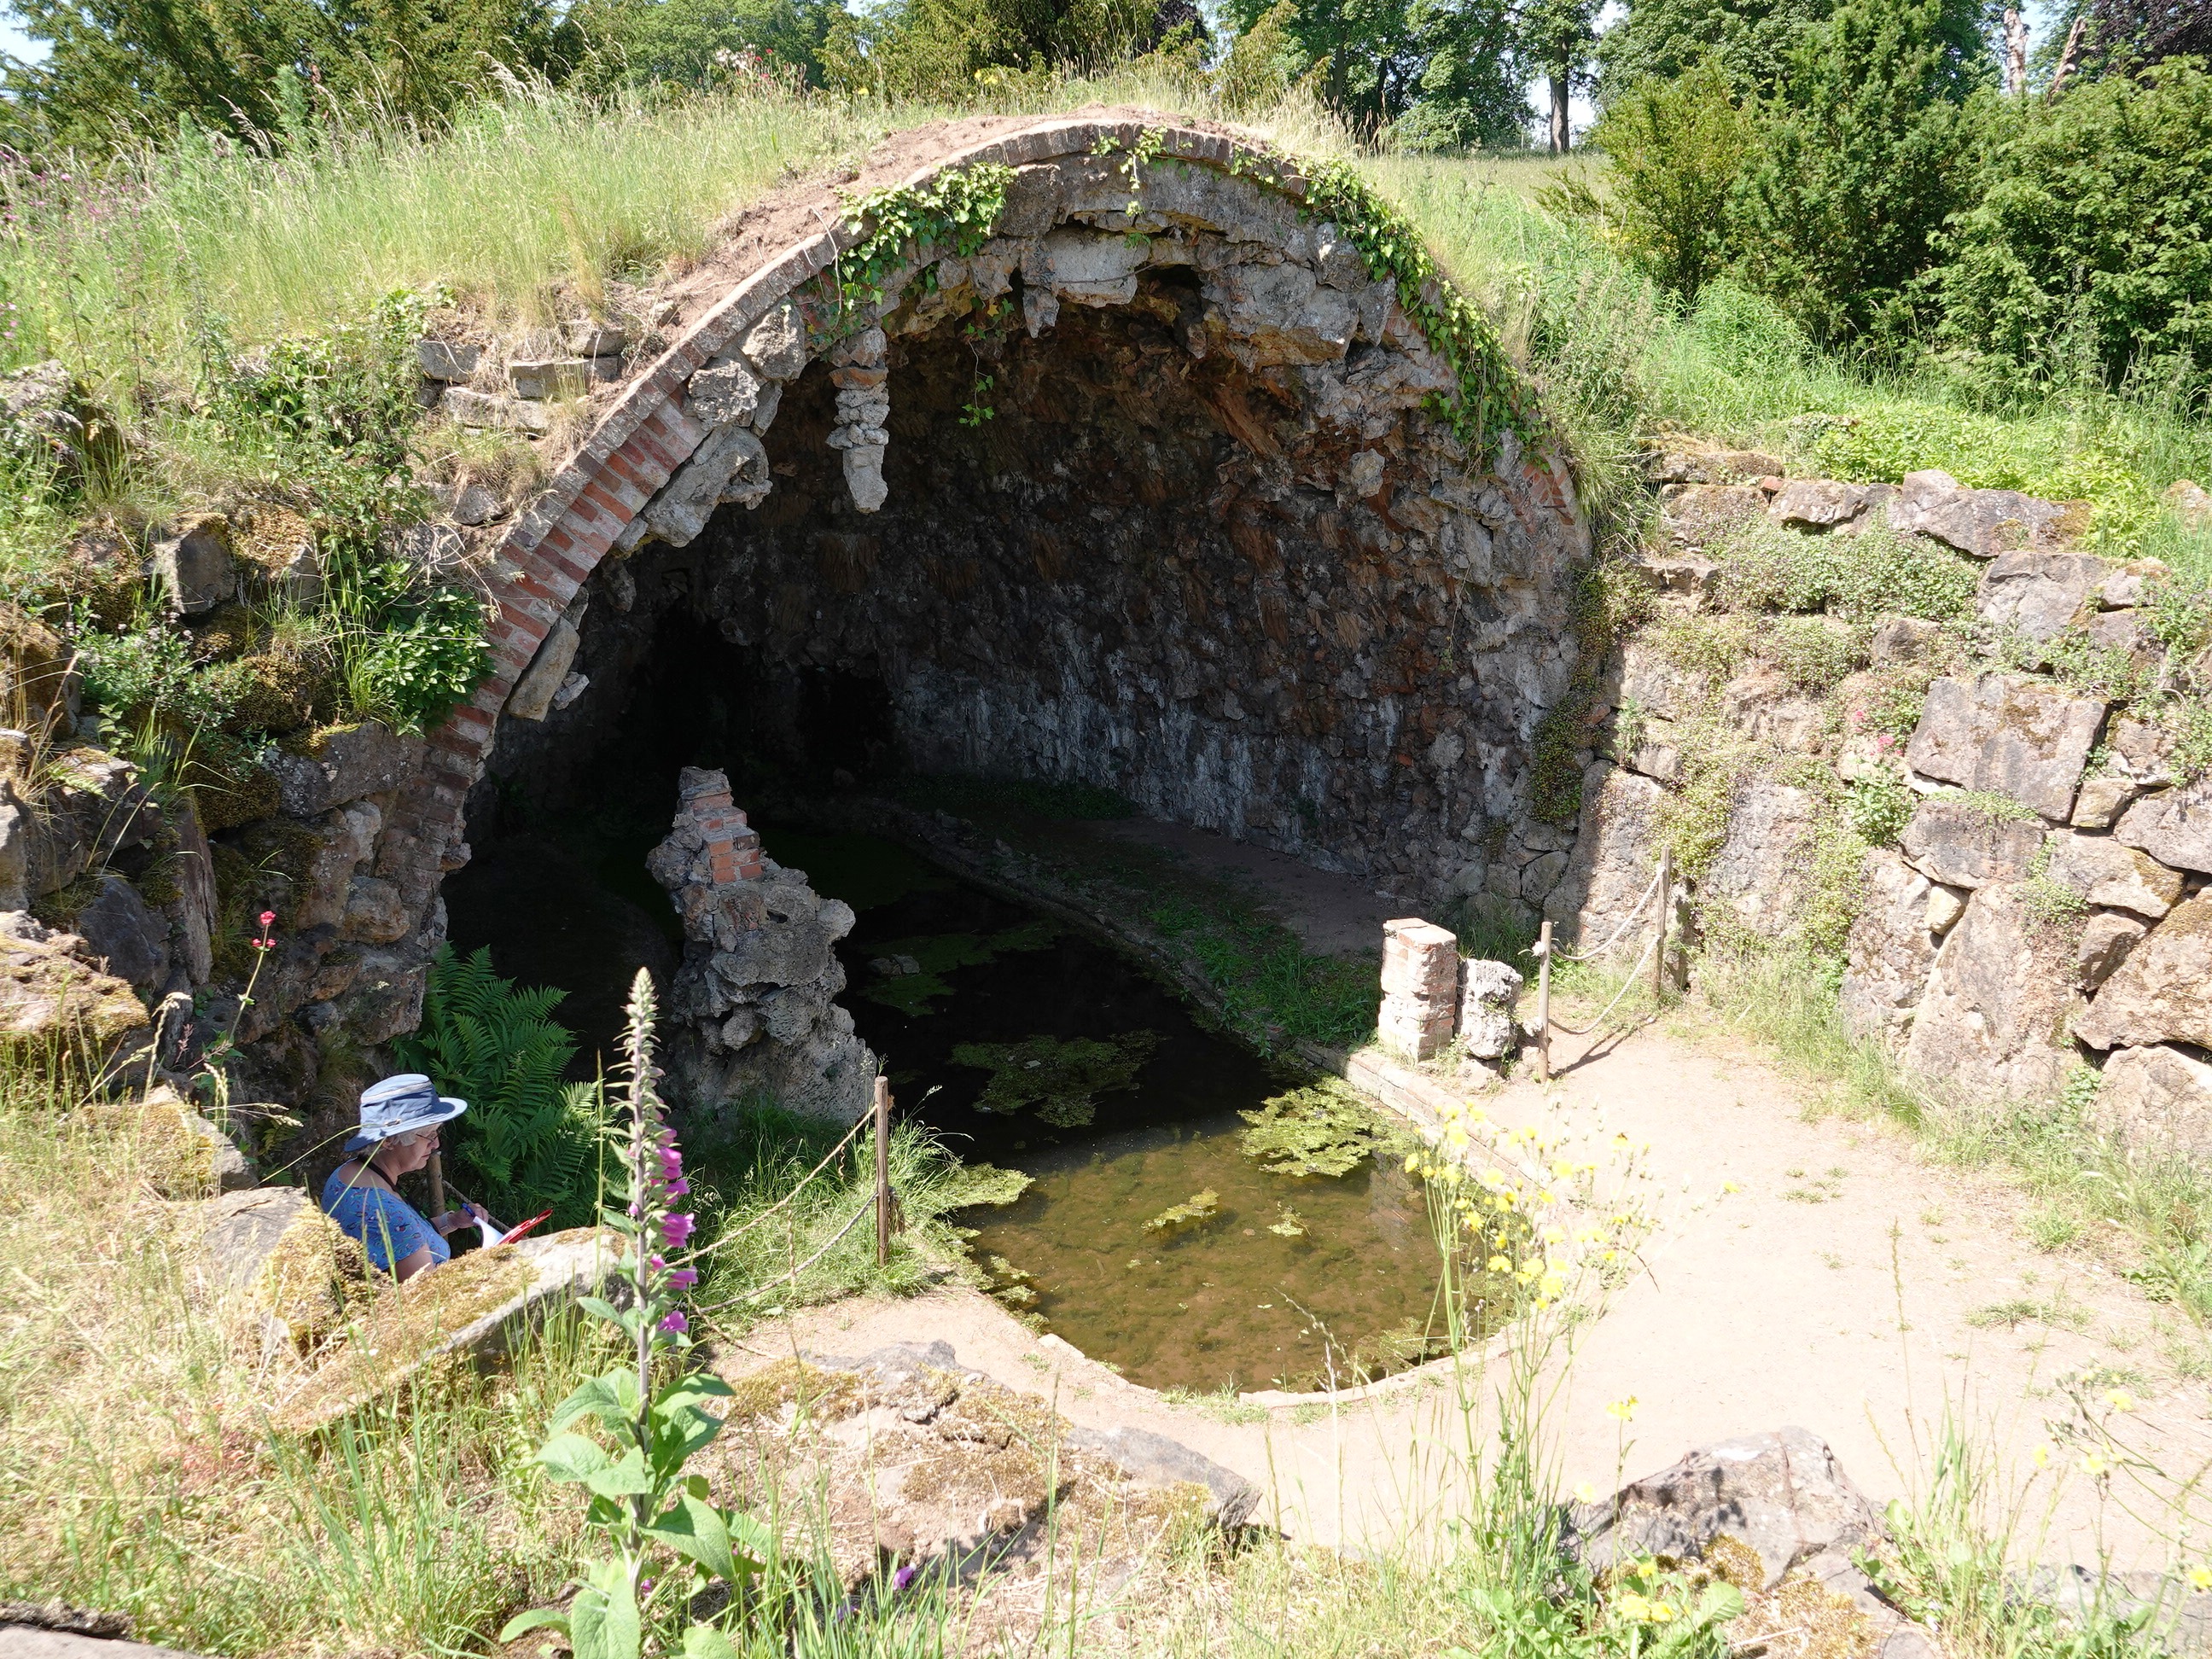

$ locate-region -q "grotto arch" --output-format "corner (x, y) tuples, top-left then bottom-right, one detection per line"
(395, 117), (1596, 1082)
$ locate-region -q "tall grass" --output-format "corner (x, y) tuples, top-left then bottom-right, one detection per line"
(0, 1047), (594, 1652)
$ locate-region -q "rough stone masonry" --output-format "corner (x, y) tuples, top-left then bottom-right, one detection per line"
(647, 767), (876, 1120)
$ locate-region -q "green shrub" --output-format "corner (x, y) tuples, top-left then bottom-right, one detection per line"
(1728, 0), (1990, 348)
(1549, 60), (1755, 303)
(1926, 61), (2212, 404)
(391, 946), (609, 1230)
(1714, 518), (1977, 622)
(340, 579), (493, 736)
(1843, 772), (1914, 845)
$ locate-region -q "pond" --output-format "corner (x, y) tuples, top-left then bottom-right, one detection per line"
(448, 812), (1443, 1395)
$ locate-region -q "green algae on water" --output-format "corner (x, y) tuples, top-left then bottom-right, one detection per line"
(1143, 1189), (1220, 1235)
(950, 1031), (1159, 1127)
(862, 922), (1060, 1015)
(1238, 1076), (1415, 1179)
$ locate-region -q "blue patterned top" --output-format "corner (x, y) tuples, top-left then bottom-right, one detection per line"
(321, 1168), (450, 1272)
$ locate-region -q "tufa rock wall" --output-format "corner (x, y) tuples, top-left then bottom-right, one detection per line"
(647, 768), (875, 1118)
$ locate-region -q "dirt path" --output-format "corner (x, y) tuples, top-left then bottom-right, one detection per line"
(733, 824), (2212, 1577)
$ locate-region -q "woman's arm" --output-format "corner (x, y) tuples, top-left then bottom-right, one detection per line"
(393, 1244), (436, 1281)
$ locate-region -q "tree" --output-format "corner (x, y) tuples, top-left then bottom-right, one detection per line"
(2042, 0), (2211, 90)
(1221, 0), (1429, 132)
(1727, 0), (1994, 346)
(822, 0), (1191, 96)
(1925, 58), (2212, 400)
(1593, 0), (1989, 105)
(1548, 56), (1755, 299)
(572, 0), (837, 88)
(1516, 0), (1598, 149)
(1, 0), (581, 152)
(1390, 0), (1524, 148)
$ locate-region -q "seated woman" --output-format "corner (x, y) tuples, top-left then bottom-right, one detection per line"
(321, 1074), (487, 1280)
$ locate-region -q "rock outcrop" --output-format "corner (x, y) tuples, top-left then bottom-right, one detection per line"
(648, 768), (875, 1119)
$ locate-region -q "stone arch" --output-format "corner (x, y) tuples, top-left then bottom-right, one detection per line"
(383, 116), (1592, 937)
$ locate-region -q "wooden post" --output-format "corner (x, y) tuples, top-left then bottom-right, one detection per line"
(874, 1075), (892, 1267)
(1534, 919), (1552, 1083)
(428, 1150), (447, 1223)
(1651, 847), (1673, 1003)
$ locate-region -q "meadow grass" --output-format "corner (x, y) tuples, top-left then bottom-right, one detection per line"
(6, 71), (2204, 581)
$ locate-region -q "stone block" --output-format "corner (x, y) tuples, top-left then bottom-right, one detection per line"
(1840, 848), (1935, 1040)
(73, 874), (168, 993)
(2114, 777), (2212, 875)
(509, 358), (619, 400)
(562, 320), (627, 357)
(416, 340), (480, 381)
(2077, 911), (2147, 990)
(268, 723), (424, 818)
(645, 423), (771, 544)
(1904, 882), (2081, 1103)
(1658, 483), (1765, 547)
(505, 615), (581, 723)
(1870, 617), (1946, 667)
(1903, 673), (2106, 822)
(2095, 1044), (2212, 1157)
(152, 514), (236, 616)
(1899, 796), (2042, 888)
(1889, 469), (2081, 557)
(2074, 894), (2212, 1051)
(440, 386), (551, 433)
(342, 946), (428, 1045)
(1705, 777), (1818, 942)
(1547, 763), (1664, 958)
(2040, 832), (2184, 918)
(1377, 994), (1452, 1060)
(688, 357), (769, 428)
(1202, 260), (1354, 367)
(1769, 479), (1879, 528)
(1458, 958), (1523, 1058)
(742, 300), (810, 381)
(2072, 774), (2139, 830)
(1976, 550), (2104, 646)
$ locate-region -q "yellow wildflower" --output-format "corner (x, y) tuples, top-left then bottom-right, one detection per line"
(2031, 1445), (2050, 1469)
(2104, 1388), (2138, 1412)
(2190, 1566), (2212, 1592)
(2081, 1454), (2110, 1478)
(1605, 1397), (1639, 1422)
(1574, 1481), (1598, 1504)
(1721, 1180), (1742, 1194)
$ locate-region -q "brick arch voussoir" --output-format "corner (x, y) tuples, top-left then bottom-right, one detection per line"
(385, 117), (1340, 904)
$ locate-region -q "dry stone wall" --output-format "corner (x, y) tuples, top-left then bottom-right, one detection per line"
(1559, 449), (2212, 1155)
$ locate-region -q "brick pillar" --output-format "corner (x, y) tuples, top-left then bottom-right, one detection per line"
(1378, 917), (1458, 1060)
(678, 771), (764, 883)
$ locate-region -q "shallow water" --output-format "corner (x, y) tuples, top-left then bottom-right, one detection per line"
(452, 815), (1439, 1393)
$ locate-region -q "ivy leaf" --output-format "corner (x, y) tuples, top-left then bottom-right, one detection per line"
(570, 1559), (641, 1659)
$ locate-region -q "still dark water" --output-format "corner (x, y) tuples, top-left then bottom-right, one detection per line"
(448, 818), (1438, 1393)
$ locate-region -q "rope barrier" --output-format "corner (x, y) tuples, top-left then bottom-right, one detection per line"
(1544, 922), (1662, 1038)
(691, 1197), (876, 1313)
(1551, 861), (1666, 963)
(685, 1103), (876, 1260)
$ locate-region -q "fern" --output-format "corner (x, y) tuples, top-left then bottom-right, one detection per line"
(393, 946), (609, 1228)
